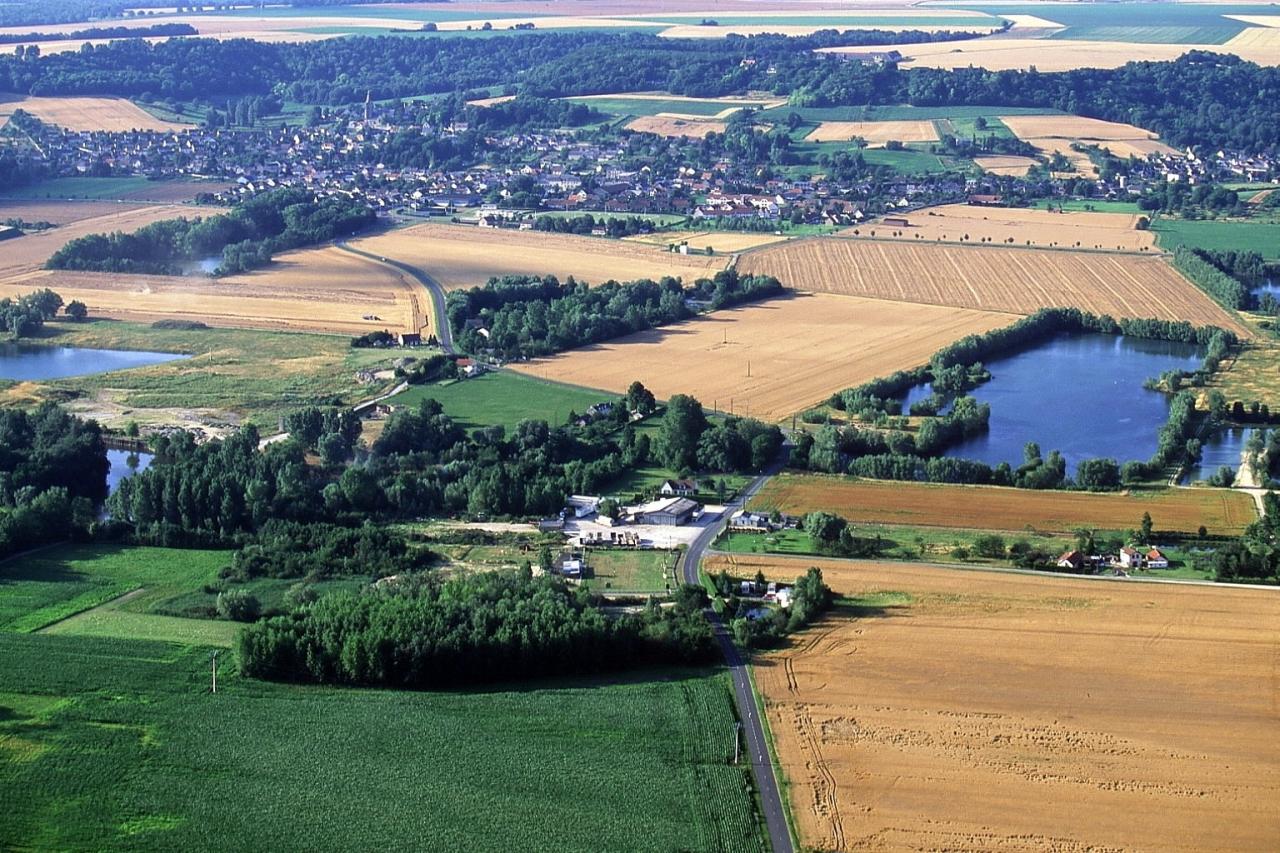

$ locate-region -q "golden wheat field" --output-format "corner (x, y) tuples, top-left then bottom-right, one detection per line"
(713, 554), (1280, 852)
(850, 203), (1157, 252)
(624, 115), (726, 137)
(354, 223), (726, 291)
(827, 37), (1280, 71)
(0, 204), (203, 281)
(804, 120), (938, 144)
(0, 95), (191, 132)
(0, 200), (150, 227)
(738, 238), (1249, 333)
(511, 292), (1016, 421)
(972, 154), (1037, 176)
(623, 230), (790, 252)
(1, 246), (425, 335)
(749, 473), (1258, 536)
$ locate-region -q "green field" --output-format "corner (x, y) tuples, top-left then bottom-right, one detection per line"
(938, 115), (1013, 139)
(18, 319), (402, 430)
(563, 96), (749, 117)
(1031, 199), (1143, 214)
(0, 177), (175, 201)
(390, 370), (615, 431)
(0, 631), (765, 851)
(1049, 25), (1238, 44)
(581, 549), (678, 593)
(945, 1), (1256, 36)
(1152, 217), (1280, 260)
(760, 104), (1060, 123)
(625, 13), (1004, 27)
(0, 544), (230, 637)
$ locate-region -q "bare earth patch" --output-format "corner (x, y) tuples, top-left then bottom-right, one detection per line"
(720, 554), (1280, 852)
(510, 292), (1016, 421)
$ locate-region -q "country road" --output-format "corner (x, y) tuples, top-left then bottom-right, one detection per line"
(335, 241), (455, 354)
(679, 456), (794, 853)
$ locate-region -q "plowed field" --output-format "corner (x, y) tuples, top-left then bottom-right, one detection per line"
(738, 238), (1248, 334)
(354, 223), (726, 291)
(749, 474), (1258, 536)
(718, 554), (1280, 852)
(510, 293), (1016, 421)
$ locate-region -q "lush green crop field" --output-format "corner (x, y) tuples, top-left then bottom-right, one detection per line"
(760, 105), (1059, 123)
(944, 2), (1256, 34)
(625, 13), (1003, 27)
(0, 544), (228, 635)
(1049, 25), (1238, 44)
(0, 177), (169, 201)
(390, 370), (615, 431)
(1032, 199), (1143, 214)
(0, 632), (765, 852)
(563, 96), (745, 117)
(1152, 218), (1280, 260)
(937, 115), (1013, 139)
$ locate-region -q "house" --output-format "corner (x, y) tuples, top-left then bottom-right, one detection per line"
(396, 332), (422, 347)
(1145, 548), (1170, 569)
(634, 497), (700, 526)
(560, 557), (583, 578)
(729, 510), (771, 533)
(1056, 550), (1085, 571)
(659, 479), (697, 497)
(1118, 547), (1145, 569)
(566, 495), (601, 519)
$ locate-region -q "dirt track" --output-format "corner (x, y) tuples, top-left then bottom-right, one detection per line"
(717, 554), (1280, 852)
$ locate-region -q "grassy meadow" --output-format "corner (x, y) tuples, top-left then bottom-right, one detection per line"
(0, 177), (162, 201)
(390, 370), (615, 431)
(1152, 217), (1280, 260)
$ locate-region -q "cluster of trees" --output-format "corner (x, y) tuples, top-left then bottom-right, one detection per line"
(0, 287), (74, 337)
(47, 188), (375, 276)
(282, 405), (362, 465)
(656, 393), (783, 474)
(238, 570), (717, 688)
(449, 269), (783, 359)
(1172, 246), (1252, 310)
(227, 520), (432, 583)
(1212, 492), (1280, 583)
(532, 214), (661, 238)
(0, 402), (108, 558)
(801, 511), (883, 558)
(724, 567), (832, 649)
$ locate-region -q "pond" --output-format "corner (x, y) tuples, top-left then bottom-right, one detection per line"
(106, 449), (154, 496)
(1182, 426), (1255, 484)
(0, 343), (186, 381)
(901, 333), (1204, 473)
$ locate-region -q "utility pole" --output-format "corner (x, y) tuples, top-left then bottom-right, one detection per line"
(211, 651), (218, 694)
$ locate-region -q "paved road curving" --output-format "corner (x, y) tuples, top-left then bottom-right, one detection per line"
(335, 241), (454, 354)
(680, 458), (794, 853)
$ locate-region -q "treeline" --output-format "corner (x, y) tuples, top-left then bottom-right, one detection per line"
(1172, 246), (1250, 310)
(0, 33), (1275, 152)
(0, 22), (195, 44)
(448, 269), (784, 359)
(47, 188), (375, 276)
(238, 571), (717, 688)
(0, 402), (109, 558)
(532, 213), (661, 238)
(1, 287), (66, 337)
(657, 394), (783, 475)
(1213, 492), (1280, 583)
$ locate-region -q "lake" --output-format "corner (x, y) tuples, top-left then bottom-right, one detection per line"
(0, 343), (185, 381)
(1183, 426), (1255, 484)
(902, 334), (1204, 472)
(106, 449), (154, 495)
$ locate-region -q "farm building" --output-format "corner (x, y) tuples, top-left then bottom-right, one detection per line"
(730, 511), (772, 533)
(659, 479), (697, 498)
(1145, 548), (1170, 569)
(1119, 547), (1144, 569)
(566, 495), (601, 519)
(882, 216), (911, 228)
(1057, 550), (1085, 571)
(633, 497), (700, 526)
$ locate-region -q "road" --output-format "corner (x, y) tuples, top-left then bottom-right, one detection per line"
(679, 458), (794, 853)
(335, 241), (455, 354)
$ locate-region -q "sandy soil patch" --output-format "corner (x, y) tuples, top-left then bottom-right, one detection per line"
(750, 473), (1258, 536)
(353, 222), (726, 291)
(805, 120), (938, 145)
(0, 204), (205, 281)
(0, 245), (425, 336)
(512, 292), (1016, 422)
(740, 238), (1249, 335)
(624, 115), (726, 138)
(972, 154), (1038, 176)
(623, 230), (789, 252)
(851, 202), (1157, 253)
(0, 96), (190, 132)
(726, 554), (1280, 852)
(826, 36), (1280, 71)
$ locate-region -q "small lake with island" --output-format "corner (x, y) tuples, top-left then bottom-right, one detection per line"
(900, 333), (1205, 473)
(0, 342), (186, 381)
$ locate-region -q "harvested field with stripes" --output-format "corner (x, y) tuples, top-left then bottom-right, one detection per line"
(511, 293), (1016, 422)
(748, 474), (1257, 536)
(353, 222), (726, 291)
(717, 553), (1280, 852)
(623, 230), (790, 252)
(851, 203), (1157, 252)
(737, 238), (1249, 334)
(804, 120), (938, 144)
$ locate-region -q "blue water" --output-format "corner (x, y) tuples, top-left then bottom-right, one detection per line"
(106, 449), (153, 495)
(903, 333), (1203, 472)
(1183, 427), (1255, 484)
(0, 343), (185, 380)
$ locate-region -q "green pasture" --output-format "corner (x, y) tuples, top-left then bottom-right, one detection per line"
(1152, 217), (1280, 260)
(563, 96), (746, 117)
(0, 177), (170, 201)
(390, 370), (615, 432)
(760, 104), (1059, 123)
(1031, 199), (1143, 214)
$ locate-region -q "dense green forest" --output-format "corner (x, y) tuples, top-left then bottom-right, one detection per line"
(46, 188), (375, 275)
(0, 34), (1274, 151)
(449, 269), (785, 359)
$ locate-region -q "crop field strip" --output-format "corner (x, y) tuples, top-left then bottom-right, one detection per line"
(511, 292), (1017, 422)
(625, 115), (726, 138)
(353, 222), (727, 291)
(804, 120), (939, 144)
(0, 95), (193, 132)
(852, 203), (1158, 252)
(714, 553), (1280, 853)
(748, 474), (1258, 536)
(737, 237), (1251, 335)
